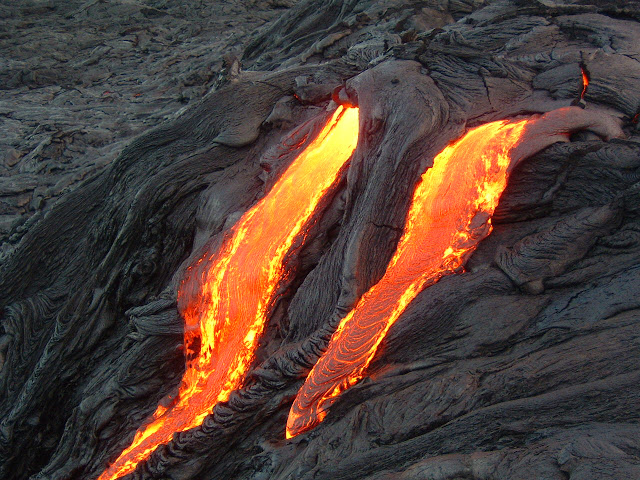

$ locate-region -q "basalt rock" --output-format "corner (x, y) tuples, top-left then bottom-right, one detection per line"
(1, 1), (640, 480)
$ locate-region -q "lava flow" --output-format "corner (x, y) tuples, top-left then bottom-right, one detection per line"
(98, 106), (359, 480)
(286, 118), (530, 438)
(580, 64), (590, 100)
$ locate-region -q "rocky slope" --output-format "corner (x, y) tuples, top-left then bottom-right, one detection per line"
(0, 0), (295, 259)
(1, 1), (639, 479)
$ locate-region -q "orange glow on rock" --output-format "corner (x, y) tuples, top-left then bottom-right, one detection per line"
(97, 106), (359, 480)
(286, 119), (529, 438)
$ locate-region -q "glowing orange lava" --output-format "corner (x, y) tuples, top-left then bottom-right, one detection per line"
(98, 106), (359, 480)
(286, 119), (530, 438)
(580, 65), (589, 100)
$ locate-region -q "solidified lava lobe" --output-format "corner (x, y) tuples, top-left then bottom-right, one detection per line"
(97, 106), (359, 480)
(286, 119), (531, 438)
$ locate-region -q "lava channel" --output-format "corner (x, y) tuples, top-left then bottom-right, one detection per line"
(98, 106), (359, 480)
(580, 64), (590, 100)
(286, 118), (531, 438)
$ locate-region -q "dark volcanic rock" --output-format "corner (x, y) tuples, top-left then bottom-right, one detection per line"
(0, 0), (293, 260)
(1, 1), (639, 480)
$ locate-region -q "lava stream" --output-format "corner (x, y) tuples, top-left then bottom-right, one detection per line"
(286, 119), (530, 438)
(580, 64), (590, 100)
(98, 106), (359, 480)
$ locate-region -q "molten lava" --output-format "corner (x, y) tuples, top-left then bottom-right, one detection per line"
(98, 106), (359, 480)
(580, 65), (590, 100)
(286, 119), (530, 438)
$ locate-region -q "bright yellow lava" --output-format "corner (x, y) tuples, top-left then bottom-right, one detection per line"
(98, 106), (359, 480)
(286, 119), (529, 438)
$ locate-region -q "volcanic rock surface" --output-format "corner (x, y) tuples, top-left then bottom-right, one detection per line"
(1, 1), (640, 480)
